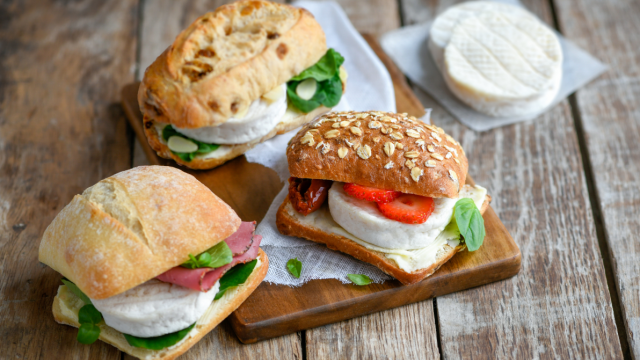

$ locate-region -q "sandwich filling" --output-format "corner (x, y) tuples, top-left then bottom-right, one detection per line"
(62, 221), (262, 350)
(155, 49), (346, 162)
(287, 178), (487, 273)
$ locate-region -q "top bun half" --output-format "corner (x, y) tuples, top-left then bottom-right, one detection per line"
(138, 0), (327, 129)
(286, 111), (468, 199)
(38, 166), (241, 299)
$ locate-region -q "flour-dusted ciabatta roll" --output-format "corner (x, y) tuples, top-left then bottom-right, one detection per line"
(38, 166), (268, 360)
(276, 111), (490, 285)
(139, 0), (348, 169)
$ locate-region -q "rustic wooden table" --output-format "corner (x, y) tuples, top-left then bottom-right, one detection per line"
(2, 0), (637, 359)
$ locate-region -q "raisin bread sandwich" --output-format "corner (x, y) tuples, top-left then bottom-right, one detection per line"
(39, 166), (268, 360)
(276, 111), (490, 285)
(139, 0), (347, 170)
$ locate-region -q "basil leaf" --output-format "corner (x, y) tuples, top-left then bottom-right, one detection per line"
(287, 74), (343, 113)
(214, 259), (257, 300)
(453, 198), (485, 251)
(290, 48), (345, 82)
(77, 323), (101, 344)
(61, 278), (92, 305)
(181, 241), (233, 269)
(162, 126), (220, 162)
(78, 304), (102, 325)
(286, 258), (302, 278)
(76, 304), (103, 344)
(124, 323), (195, 350)
(347, 274), (371, 286)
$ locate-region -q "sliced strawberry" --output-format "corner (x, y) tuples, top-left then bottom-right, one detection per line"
(343, 183), (401, 203)
(377, 194), (435, 224)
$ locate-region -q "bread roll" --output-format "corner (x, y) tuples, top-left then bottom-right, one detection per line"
(138, 0), (327, 129)
(38, 166), (241, 299)
(286, 111), (468, 199)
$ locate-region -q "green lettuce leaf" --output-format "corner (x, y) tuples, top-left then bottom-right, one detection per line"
(181, 241), (233, 269)
(124, 323), (196, 350)
(61, 278), (92, 305)
(290, 48), (344, 82)
(214, 259), (257, 300)
(286, 258), (302, 278)
(287, 49), (344, 113)
(162, 125), (220, 162)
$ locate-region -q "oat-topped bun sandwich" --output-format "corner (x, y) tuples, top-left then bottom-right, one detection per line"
(277, 111), (490, 285)
(39, 166), (268, 359)
(139, 0), (347, 170)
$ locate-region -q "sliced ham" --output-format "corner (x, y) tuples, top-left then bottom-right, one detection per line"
(156, 222), (261, 292)
(225, 221), (255, 256)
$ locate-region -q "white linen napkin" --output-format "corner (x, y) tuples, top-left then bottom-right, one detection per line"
(243, 1), (405, 286)
(379, 0), (607, 132)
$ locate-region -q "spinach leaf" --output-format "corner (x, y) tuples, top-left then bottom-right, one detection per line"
(77, 304), (103, 344)
(62, 278), (91, 305)
(287, 49), (345, 113)
(287, 73), (343, 113)
(452, 198), (485, 251)
(124, 323), (196, 350)
(290, 48), (344, 82)
(347, 274), (371, 286)
(78, 323), (101, 345)
(182, 241), (233, 269)
(162, 125), (220, 162)
(214, 259), (257, 300)
(286, 258), (302, 278)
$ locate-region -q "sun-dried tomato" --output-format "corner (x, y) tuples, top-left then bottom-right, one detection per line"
(288, 177), (332, 215)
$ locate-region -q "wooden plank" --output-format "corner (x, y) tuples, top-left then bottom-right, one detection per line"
(121, 35), (519, 346)
(306, 302), (440, 360)
(554, 0), (640, 357)
(400, 0), (624, 358)
(0, 0), (137, 359)
(136, 1), (302, 358)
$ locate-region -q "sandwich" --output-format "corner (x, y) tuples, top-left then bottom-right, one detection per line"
(38, 166), (268, 359)
(276, 111), (490, 285)
(139, 0), (348, 170)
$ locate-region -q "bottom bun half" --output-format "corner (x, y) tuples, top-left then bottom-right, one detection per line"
(52, 249), (268, 360)
(276, 195), (490, 285)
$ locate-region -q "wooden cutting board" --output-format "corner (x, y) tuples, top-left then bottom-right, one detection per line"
(121, 35), (521, 344)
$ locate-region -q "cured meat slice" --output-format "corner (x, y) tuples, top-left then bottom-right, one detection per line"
(156, 233), (261, 292)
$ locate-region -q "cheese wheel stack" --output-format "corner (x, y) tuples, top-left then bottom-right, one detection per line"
(429, 1), (563, 118)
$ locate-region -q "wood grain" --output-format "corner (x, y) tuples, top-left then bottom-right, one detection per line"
(0, 0), (137, 359)
(400, 0), (624, 358)
(554, 0), (640, 357)
(306, 302), (440, 360)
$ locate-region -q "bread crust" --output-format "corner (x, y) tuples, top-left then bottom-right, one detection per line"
(138, 0), (327, 129)
(38, 166), (241, 299)
(276, 194), (490, 285)
(52, 249), (268, 360)
(286, 111), (469, 199)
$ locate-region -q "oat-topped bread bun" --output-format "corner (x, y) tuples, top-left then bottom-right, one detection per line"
(39, 166), (268, 358)
(278, 110), (490, 285)
(139, 0), (348, 170)
(286, 111), (468, 199)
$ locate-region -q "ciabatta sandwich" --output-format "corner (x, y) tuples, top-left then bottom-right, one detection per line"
(276, 111), (490, 285)
(139, 0), (347, 170)
(38, 166), (268, 360)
